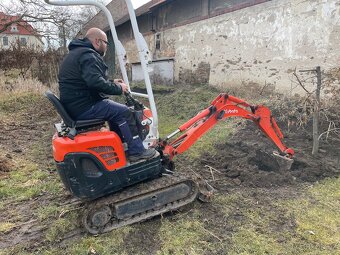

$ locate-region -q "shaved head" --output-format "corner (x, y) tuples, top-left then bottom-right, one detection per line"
(85, 28), (106, 42)
(85, 28), (108, 56)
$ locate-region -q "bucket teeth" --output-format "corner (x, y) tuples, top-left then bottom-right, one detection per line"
(256, 150), (294, 171)
(272, 151), (294, 171)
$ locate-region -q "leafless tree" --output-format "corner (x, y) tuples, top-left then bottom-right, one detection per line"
(0, 0), (102, 49)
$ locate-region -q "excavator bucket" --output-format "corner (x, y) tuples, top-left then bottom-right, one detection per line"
(256, 150), (294, 171)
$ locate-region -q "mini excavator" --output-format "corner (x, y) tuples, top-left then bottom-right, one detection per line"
(44, 0), (294, 234)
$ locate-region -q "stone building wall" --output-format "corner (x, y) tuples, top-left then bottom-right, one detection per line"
(155, 0), (339, 93)
(83, 0), (340, 93)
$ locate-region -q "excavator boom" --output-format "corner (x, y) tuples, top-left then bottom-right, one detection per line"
(162, 93), (294, 160)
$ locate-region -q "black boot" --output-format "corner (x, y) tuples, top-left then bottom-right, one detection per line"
(128, 148), (158, 162)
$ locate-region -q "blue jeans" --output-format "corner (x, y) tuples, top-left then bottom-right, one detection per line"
(77, 99), (145, 155)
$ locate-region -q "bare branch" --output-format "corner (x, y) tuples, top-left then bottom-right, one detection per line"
(1, 0), (98, 48)
(318, 128), (340, 141)
(293, 72), (312, 95)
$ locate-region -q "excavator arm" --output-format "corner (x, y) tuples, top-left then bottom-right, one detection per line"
(161, 93), (294, 160)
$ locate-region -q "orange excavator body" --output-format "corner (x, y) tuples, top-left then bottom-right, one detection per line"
(46, 91), (294, 234)
(53, 131), (126, 171)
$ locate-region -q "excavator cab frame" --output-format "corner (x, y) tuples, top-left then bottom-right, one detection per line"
(45, 0), (159, 148)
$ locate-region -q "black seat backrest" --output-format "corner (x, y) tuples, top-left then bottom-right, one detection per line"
(45, 90), (106, 132)
(45, 90), (75, 128)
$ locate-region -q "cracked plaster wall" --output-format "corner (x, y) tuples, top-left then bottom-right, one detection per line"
(160, 0), (340, 92)
(134, 0), (339, 93)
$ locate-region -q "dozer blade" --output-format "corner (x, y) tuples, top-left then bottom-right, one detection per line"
(82, 174), (199, 234)
(256, 150), (294, 171)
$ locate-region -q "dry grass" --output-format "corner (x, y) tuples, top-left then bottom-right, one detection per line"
(0, 73), (58, 95)
(0, 75), (57, 95)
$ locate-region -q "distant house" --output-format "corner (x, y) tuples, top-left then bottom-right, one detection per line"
(0, 12), (44, 50)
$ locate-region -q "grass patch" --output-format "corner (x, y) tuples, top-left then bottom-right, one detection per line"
(35, 204), (61, 221)
(0, 200), (6, 211)
(0, 74), (50, 95)
(67, 227), (131, 255)
(214, 192), (287, 254)
(157, 217), (207, 255)
(26, 133), (56, 171)
(155, 84), (222, 124)
(45, 211), (79, 242)
(224, 178), (340, 255)
(283, 178), (340, 250)
(229, 207), (289, 254)
(294, 201), (339, 245)
(230, 226), (282, 255)
(214, 193), (244, 217)
(0, 160), (62, 202)
(0, 245), (29, 255)
(0, 221), (16, 233)
(0, 162), (42, 201)
(0, 92), (42, 113)
(153, 84), (234, 160)
(212, 178), (340, 255)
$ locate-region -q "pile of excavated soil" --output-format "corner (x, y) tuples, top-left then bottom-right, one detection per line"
(195, 123), (340, 190)
(0, 155), (12, 174)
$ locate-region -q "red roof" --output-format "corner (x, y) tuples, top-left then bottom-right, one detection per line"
(0, 12), (39, 36)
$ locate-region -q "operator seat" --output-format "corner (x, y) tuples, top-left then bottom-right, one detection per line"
(45, 90), (105, 138)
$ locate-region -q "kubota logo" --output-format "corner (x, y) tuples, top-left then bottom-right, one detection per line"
(225, 109), (238, 114)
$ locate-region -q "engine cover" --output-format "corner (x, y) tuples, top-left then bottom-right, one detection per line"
(53, 130), (126, 171)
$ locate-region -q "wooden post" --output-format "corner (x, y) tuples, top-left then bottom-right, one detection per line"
(312, 66), (321, 155)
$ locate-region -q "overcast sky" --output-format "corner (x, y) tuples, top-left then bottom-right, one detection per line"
(1, 0), (151, 10)
(0, 0), (152, 48)
(132, 0), (151, 9)
(100, 0), (152, 9)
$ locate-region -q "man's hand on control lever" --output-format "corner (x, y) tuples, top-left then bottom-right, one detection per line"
(114, 79), (129, 93)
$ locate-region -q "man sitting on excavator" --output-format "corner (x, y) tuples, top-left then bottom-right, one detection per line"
(58, 27), (156, 162)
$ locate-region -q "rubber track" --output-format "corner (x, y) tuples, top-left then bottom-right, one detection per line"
(82, 174), (198, 234)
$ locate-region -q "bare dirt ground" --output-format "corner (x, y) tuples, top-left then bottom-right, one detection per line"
(0, 87), (339, 254)
(197, 123), (340, 188)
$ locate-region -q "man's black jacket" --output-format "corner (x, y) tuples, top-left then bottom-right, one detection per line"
(58, 38), (122, 118)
